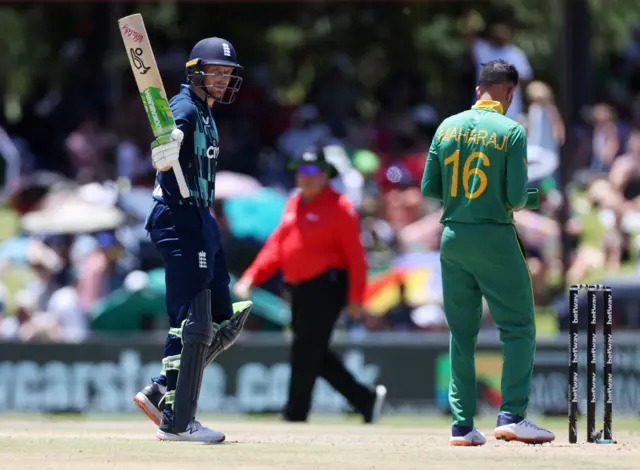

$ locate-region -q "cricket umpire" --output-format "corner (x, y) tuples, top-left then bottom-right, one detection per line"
(234, 146), (387, 423)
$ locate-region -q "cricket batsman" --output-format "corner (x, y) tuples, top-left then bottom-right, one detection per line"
(421, 59), (555, 446)
(132, 37), (252, 443)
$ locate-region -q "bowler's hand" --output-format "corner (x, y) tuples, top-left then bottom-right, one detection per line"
(347, 302), (365, 321)
(151, 128), (183, 171)
(233, 278), (253, 300)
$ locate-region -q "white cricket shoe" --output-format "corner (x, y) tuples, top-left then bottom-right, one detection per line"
(156, 420), (226, 443)
(450, 428), (487, 447)
(367, 385), (387, 424)
(494, 418), (555, 444)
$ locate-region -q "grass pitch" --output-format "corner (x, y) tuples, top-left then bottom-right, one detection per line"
(0, 414), (638, 469)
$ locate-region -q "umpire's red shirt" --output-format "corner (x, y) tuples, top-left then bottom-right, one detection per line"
(241, 186), (367, 303)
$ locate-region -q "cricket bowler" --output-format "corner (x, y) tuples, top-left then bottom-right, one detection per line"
(132, 37), (252, 443)
(421, 59), (555, 446)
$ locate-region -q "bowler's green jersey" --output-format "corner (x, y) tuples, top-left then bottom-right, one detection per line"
(421, 100), (532, 224)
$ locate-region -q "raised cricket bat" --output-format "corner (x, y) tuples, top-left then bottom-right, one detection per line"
(118, 13), (190, 199)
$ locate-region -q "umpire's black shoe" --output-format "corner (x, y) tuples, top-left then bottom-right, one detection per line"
(363, 385), (387, 424)
(134, 381), (165, 426)
(281, 414), (308, 423)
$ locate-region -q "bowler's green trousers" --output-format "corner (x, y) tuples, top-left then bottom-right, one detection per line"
(441, 222), (536, 427)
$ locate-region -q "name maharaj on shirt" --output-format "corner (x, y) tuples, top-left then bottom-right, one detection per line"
(437, 127), (508, 151)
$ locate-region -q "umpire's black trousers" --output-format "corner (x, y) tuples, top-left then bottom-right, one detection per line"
(284, 269), (374, 421)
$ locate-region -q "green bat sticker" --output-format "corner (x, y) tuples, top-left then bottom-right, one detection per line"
(141, 86), (174, 138)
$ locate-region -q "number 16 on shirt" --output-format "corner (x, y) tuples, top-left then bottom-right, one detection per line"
(444, 150), (490, 199)
(118, 13), (190, 198)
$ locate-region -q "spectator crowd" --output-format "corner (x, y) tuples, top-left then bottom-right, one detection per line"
(2, 15), (640, 342)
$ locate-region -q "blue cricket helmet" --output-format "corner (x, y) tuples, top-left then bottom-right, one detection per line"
(186, 37), (243, 104)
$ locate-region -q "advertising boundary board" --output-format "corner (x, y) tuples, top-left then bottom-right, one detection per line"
(1, 333), (639, 415)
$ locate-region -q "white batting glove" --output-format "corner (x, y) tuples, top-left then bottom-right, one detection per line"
(151, 128), (183, 172)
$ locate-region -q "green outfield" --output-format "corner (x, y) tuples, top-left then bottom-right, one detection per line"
(1, 413), (638, 470)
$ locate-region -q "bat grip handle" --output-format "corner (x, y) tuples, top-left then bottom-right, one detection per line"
(172, 162), (190, 199)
